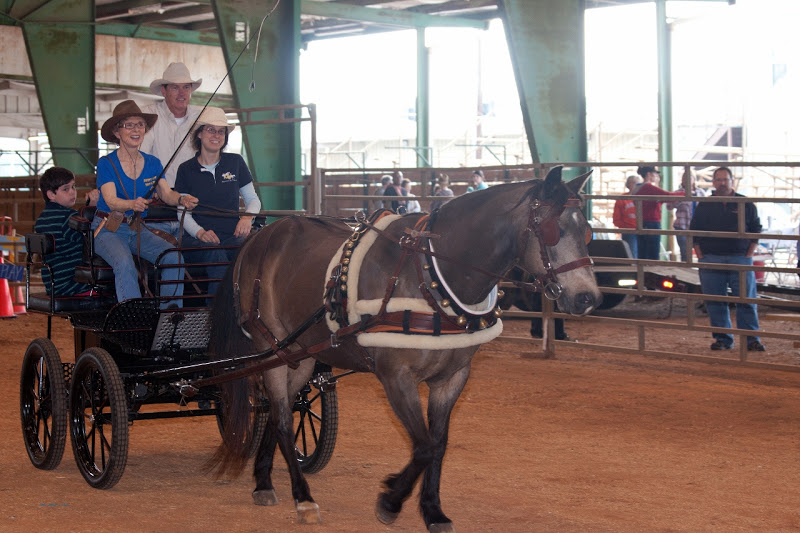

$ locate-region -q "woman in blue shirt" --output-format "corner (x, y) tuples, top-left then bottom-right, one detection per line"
(93, 100), (198, 307)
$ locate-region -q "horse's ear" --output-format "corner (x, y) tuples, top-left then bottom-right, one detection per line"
(543, 166), (563, 198)
(566, 169), (593, 196)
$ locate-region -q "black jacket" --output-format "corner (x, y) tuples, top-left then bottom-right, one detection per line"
(689, 192), (761, 256)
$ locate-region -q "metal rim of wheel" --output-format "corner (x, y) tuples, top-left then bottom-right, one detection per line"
(293, 371), (338, 474)
(69, 347), (129, 490)
(19, 337), (68, 470)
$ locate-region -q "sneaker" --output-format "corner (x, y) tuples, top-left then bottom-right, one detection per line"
(747, 340), (766, 352)
(710, 341), (732, 351)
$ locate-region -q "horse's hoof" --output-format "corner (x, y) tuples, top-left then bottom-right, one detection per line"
(428, 522), (455, 533)
(296, 501), (321, 524)
(375, 498), (399, 525)
(253, 489), (278, 506)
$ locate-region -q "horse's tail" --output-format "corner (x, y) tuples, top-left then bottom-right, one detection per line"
(205, 246), (260, 478)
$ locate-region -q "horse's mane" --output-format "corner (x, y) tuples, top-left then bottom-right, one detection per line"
(432, 178), (570, 220)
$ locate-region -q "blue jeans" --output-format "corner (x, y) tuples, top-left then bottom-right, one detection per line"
(675, 234), (688, 262)
(181, 233), (243, 300)
(91, 217), (184, 308)
(637, 221), (661, 260)
(621, 233), (638, 259)
(698, 254), (760, 346)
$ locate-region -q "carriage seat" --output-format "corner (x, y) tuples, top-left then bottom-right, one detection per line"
(68, 207), (116, 285)
(25, 232), (115, 314)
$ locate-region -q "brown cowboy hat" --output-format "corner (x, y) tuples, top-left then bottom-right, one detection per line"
(100, 100), (157, 144)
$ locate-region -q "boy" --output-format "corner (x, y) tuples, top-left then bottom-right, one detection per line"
(34, 167), (92, 296)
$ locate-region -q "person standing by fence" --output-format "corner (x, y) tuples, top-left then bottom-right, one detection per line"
(667, 170), (706, 261)
(690, 166), (765, 352)
(613, 174), (642, 258)
(632, 166), (683, 260)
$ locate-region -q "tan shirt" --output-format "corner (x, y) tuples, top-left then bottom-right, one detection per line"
(140, 100), (203, 187)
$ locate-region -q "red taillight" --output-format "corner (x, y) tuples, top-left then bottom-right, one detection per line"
(662, 280), (674, 290)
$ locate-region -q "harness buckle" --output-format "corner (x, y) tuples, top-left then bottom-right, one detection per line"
(330, 333), (340, 349)
(543, 282), (563, 300)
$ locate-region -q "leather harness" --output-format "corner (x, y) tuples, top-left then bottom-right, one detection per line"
(186, 189), (594, 391)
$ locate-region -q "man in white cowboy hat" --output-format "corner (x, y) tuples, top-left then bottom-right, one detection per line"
(141, 62), (204, 188)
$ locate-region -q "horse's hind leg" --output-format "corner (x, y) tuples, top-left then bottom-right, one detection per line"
(252, 423), (279, 506)
(418, 366), (470, 533)
(272, 396), (321, 524)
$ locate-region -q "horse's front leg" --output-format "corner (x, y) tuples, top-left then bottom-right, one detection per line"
(273, 395), (321, 524)
(374, 368), (432, 525)
(419, 365), (471, 533)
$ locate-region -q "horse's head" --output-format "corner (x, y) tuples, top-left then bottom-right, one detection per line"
(520, 166), (602, 315)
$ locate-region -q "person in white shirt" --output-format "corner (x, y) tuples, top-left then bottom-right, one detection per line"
(140, 62), (204, 188)
(402, 179), (421, 213)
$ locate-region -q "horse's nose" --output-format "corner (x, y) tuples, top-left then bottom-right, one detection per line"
(573, 291), (600, 314)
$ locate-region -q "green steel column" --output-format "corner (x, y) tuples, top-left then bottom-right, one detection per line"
(16, 0), (95, 173)
(498, 0), (587, 166)
(416, 28), (431, 168)
(211, 0), (301, 211)
(656, 0), (673, 254)
(656, 0), (673, 187)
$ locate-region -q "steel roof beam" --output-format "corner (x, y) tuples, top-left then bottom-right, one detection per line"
(97, 21), (220, 45)
(300, 0), (489, 30)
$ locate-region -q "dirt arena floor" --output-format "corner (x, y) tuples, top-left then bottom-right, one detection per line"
(2, 297), (800, 532)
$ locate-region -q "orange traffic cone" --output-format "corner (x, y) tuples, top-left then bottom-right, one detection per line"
(0, 277), (15, 318)
(12, 285), (25, 315)
(0, 255), (16, 318)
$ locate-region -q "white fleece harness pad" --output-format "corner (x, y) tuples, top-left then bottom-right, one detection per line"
(322, 214), (502, 349)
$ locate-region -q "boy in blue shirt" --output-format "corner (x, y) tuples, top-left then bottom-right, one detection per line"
(34, 167), (92, 296)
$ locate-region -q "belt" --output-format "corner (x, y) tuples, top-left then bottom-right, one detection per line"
(95, 210), (136, 224)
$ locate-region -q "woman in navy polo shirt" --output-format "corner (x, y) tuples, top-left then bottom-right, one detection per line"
(174, 107), (261, 299)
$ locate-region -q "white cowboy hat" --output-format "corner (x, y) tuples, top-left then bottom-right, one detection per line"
(193, 106), (235, 134)
(149, 62), (202, 95)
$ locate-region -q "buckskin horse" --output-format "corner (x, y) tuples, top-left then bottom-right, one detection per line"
(208, 166), (601, 532)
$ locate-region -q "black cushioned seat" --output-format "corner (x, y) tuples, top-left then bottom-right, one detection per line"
(25, 233), (115, 314)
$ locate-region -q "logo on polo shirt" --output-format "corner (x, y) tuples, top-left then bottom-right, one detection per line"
(222, 172), (236, 182)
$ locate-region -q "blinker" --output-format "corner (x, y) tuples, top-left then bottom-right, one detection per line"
(539, 217), (561, 247)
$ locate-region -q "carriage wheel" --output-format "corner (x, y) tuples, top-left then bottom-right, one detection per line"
(293, 371), (338, 474)
(215, 394), (268, 458)
(69, 348), (129, 489)
(19, 338), (68, 470)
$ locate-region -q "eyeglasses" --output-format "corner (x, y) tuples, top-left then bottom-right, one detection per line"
(203, 126), (227, 136)
(119, 121), (146, 130)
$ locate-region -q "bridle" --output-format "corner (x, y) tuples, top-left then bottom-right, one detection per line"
(513, 193), (594, 300)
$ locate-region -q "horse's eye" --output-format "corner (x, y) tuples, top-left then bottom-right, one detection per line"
(585, 227), (592, 245)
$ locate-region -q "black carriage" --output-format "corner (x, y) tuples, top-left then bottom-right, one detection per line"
(19, 207), (339, 489)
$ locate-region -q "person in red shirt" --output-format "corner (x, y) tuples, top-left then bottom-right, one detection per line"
(612, 174), (642, 258)
(632, 166), (683, 260)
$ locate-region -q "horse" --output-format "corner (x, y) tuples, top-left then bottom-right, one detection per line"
(208, 166), (601, 532)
